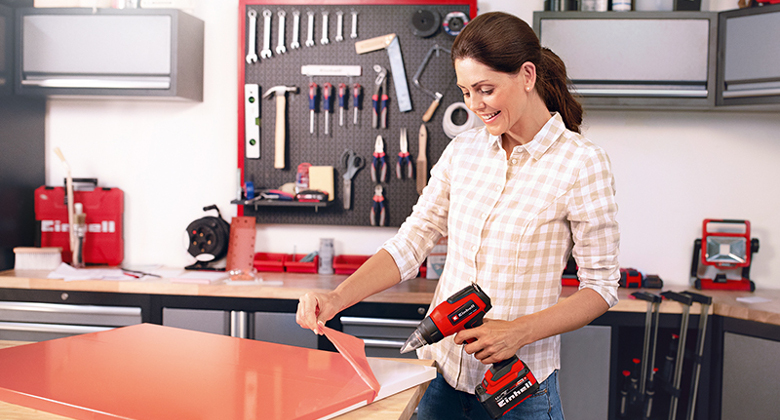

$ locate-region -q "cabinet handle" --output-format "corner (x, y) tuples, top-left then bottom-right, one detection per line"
(21, 77), (170, 89)
(723, 88), (780, 99)
(340, 316), (421, 328)
(0, 321), (112, 335)
(362, 338), (406, 348)
(573, 88), (708, 98)
(0, 302), (140, 317)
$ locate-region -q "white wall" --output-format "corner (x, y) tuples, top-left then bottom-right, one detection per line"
(45, 0), (780, 288)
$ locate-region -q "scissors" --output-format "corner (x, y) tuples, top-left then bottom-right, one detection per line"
(341, 149), (365, 210)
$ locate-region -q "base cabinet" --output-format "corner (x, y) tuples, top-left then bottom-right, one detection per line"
(721, 332), (780, 419)
(560, 325), (612, 420)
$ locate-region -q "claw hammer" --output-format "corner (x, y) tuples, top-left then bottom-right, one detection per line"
(263, 86), (299, 169)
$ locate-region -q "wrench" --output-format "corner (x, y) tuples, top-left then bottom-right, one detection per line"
(276, 10), (286, 54)
(320, 11), (329, 45)
(290, 10), (301, 49)
(350, 10), (358, 39)
(245, 10), (258, 64)
(335, 10), (344, 42)
(260, 9), (273, 59)
(305, 10), (315, 47)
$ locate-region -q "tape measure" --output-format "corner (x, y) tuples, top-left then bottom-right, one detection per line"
(387, 37), (413, 112)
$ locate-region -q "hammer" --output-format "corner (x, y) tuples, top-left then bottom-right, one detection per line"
(263, 86), (299, 169)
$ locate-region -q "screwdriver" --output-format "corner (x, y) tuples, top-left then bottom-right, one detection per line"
(338, 83), (346, 127)
(323, 82), (332, 135)
(353, 83), (362, 125)
(309, 82), (317, 135)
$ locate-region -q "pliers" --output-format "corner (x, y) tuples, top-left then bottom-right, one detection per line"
(371, 135), (387, 183)
(372, 65), (388, 129)
(370, 185), (386, 226)
(396, 128), (413, 179)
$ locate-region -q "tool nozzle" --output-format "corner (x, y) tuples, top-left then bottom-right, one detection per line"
(400, 330), (425, 354)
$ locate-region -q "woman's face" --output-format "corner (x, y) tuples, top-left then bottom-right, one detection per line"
(455, 58), (531, 139)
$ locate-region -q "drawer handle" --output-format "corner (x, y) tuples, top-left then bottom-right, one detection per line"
(340, 316), (421, 328)
(0, 321), (113, 335)
(0, 302), (140, 317)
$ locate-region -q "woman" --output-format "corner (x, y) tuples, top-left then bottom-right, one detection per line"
(297, 11), (620, 420)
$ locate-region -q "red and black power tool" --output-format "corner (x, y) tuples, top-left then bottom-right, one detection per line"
(401, 283), (539, 419)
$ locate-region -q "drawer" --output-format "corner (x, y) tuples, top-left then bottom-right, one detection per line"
(340, 316), (421, 339)
(0, 301), (141, 327)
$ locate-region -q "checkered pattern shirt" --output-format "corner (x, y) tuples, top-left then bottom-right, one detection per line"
(382, 113), (620, 393)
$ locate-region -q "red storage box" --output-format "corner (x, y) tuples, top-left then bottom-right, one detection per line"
(34, 182), (124, 266)
(332, 255), (370, 275)
(253, 253), (287, 272)
(285, 254), (319, 273)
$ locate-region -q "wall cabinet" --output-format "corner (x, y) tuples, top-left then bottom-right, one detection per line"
(14, 7), (203, 101)
(534, 7), (780, 111)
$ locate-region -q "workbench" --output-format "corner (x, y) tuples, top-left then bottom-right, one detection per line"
(2, 269), (780, 420)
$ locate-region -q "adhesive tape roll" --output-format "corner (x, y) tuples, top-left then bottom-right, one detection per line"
(442, 102), (483, 139)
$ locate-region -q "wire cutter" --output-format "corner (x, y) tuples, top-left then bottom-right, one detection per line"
(396, 128), (413, 179)
(370, 185), (386, 226)
(371, 135), (387, 183)
(372, 65), (388, 129)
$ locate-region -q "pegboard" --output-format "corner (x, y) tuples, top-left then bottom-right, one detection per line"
(238, 0), (477, 227)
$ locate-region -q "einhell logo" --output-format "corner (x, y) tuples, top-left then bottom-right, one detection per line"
(41, 220), (116, 233)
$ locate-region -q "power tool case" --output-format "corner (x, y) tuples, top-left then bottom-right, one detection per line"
(34, 179), (124, 266)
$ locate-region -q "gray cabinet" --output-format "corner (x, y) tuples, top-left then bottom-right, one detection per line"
(162, 308), (230, 336)
(340, 316), (421, 359)
(533, 11), (717, 110)
(14, 7), (203, 101)
(720, 332), (780, 420)
(560, 325), (612, 420)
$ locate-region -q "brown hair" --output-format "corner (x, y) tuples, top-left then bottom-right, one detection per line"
(451, 12), (583, 133)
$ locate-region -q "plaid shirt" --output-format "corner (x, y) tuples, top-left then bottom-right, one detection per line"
(383, 113), (620, 392)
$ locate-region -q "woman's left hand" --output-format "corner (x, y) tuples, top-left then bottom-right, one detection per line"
(454, 317), (532, 365)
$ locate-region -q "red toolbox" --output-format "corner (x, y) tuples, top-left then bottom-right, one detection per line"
(34, 179), (124, 266)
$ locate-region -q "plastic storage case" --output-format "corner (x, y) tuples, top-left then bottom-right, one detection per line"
(253, 253), (287, 272)
(332, 255), (370, 275)
(285, 254), (319, 273)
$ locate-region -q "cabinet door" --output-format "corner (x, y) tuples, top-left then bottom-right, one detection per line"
(533, 12), (717, 109)
(163, 308), (230, 336)
(721, 332), (780, 419)
(560, 325), (611, 420)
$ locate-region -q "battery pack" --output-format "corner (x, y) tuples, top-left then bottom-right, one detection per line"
(34, 182), (124, 266)
(476, 356), (539, 419)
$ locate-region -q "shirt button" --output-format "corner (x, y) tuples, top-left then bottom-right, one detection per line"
(471, 245), (477, 251)
(495, 185), (502, 192)
(512, 159), (518, 165)
(482, 213), (487, 219)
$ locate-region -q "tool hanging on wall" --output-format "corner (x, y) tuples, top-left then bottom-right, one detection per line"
(443, 11), (469, 36)
(185, 205), (230, 271)
(355, 33), (413, 112)
(290, 10), (301, 49)
(263, 85), (299, 169)
(323, 82), (333, 135)
(353, 83), (362, 125)
(276, 10), (286, 54)
(309, 82), (318, 134)
(321, 11), (330, 44)
(416, 123), (427, 194)
(396, 128), (413, 179)
(371, 135), (387, 183)
(338, 83), (347, 127)
(260, 9), (273, 59)
(372, 65), (389, 129)
(413, 44), (452, 122)
(244, 84), (260, 159)
(341, 149), (364, 210)
(306, 10), (315, 47)
(246, 9), (259, 64)
(335, 10), (344, 42)
(370, 185), (386, 226)
(350, 10), (358, 39)
(411, 8), (441, 38)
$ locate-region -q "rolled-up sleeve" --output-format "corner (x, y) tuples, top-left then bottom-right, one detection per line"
(382, 142), (455, 281)
(567, 147), (620, 308)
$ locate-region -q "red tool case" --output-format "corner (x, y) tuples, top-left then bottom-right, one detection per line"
(34, 179), (124, 266)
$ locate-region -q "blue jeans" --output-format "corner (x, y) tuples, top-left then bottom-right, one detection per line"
(417, 370), (564, 420)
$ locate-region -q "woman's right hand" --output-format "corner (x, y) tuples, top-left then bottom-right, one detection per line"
(296, 291), (343, 335)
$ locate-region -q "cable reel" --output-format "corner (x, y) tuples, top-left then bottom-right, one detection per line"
(184, 205), (230, 270)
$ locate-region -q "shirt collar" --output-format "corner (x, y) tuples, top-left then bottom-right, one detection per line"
(486, 113), (566, 160)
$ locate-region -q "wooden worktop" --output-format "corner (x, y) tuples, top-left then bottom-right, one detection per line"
(2, 269), (780, 326)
